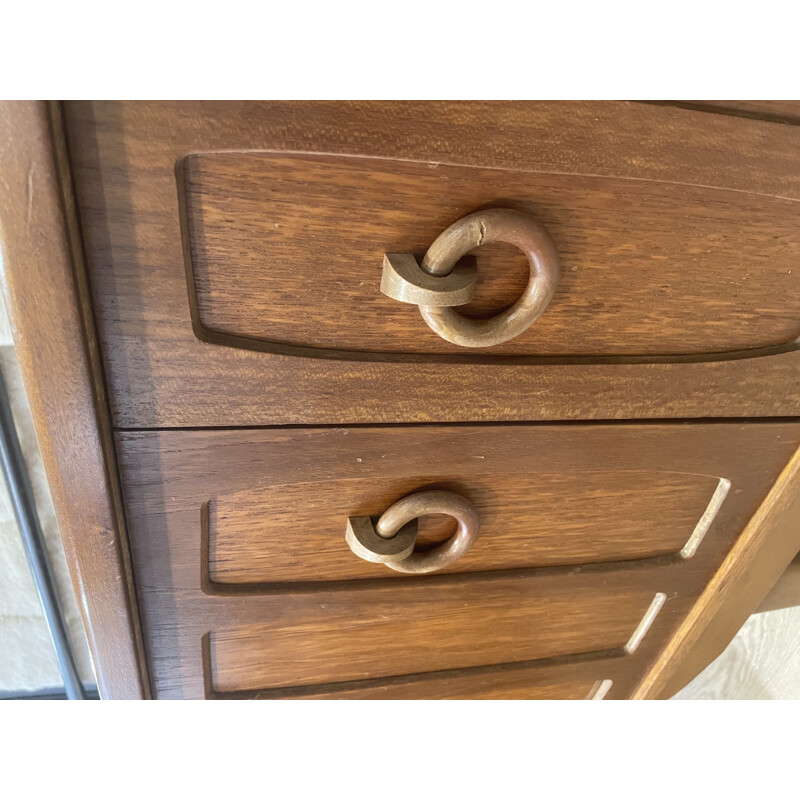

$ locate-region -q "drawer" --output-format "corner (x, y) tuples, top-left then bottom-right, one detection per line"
(269, 661), (618, 701)
(9, 101), (800, 701)
(180, 152), (800, 358)
(205, 577), (662, 696)
(117, 421), (800, 698)
(65, 101), (800, 428)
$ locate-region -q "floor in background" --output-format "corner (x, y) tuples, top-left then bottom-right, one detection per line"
(674, 606), (800, 699)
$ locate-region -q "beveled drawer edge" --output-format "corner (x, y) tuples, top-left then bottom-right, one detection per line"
(643, 101), (800, 127)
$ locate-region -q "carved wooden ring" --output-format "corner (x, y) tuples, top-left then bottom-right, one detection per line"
(345, 490), (480, 574)
(381, 208), (560, 347)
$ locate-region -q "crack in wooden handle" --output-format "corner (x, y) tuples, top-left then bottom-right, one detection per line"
(380, 208), (560, 347)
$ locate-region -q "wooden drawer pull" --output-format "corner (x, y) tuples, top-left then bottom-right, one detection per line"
(345, 490), (480, 574)
(381, 208), (560, 347)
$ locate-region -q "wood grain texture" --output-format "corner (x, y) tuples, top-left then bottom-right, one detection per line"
(182, 152), (800, 357)
(0, 102), (149, 698)
(239, 661), (614, 700)
(63, 101), (800, 427)
(208, 581), (659, 693)
(116, 422), (800, 698)
(209, 470), (720, 585)
(635, 440), (800, 698)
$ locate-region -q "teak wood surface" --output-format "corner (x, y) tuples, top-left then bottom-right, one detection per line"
(181, 152), (800, 358)
(5, 101), (800, 699)
(208, 469), (720, 585)
(259, 661), (615, 701)
(116, 422), (800, 699)
(63, 100), (800, 427)
(0, 101), (150, 698)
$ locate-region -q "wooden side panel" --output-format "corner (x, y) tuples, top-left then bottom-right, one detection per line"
(117, 422), (800, 698)
(64, 101), (800, 428)
(0, 102), (149, 698)
(182, 153), (800, 357)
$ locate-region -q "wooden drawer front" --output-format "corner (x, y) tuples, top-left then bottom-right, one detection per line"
(271, 662), (616, 700)
(181, 152), (800, 358)
(208, 470), (720, 585)
(207, 579), (660, 694)
(117, 422), (800, 698)
(65, 101), (800, 427)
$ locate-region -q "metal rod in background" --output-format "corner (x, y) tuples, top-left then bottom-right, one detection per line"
(0, 365), (87, 700)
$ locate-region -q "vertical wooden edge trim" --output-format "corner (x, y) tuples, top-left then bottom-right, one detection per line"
(0, 101), (150, 698)
(633, 442), (800, 699)
(50, 102), (152, 698)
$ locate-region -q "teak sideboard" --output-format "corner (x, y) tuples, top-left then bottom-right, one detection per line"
(3, 100), (800, 699)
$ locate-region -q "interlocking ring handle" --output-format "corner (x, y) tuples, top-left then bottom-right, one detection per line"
(381, 208), (560, 347)
(345, 490), (480, 574)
